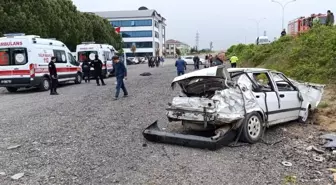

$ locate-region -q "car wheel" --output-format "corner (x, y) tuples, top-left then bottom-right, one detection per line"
(39, 77), (50, 91)
(299, 107), (311, 124)
(6, 87), (18, 93)
(240, 112), (264, 144)
(75, 73), (82, 84)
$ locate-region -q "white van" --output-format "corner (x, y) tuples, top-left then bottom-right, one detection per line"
(76, 42), (116, 78)
(0, 33), (82, 93)
(256, 36), (271, 45)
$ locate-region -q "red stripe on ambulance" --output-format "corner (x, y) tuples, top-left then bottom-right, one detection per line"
(0, 67), (80, 76)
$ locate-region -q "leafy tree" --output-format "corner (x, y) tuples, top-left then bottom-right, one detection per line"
(155, 48), (160, 56)
(175, 48), (181, 56)
(131, 44), (136, 57)
(0, 0), (122, 51)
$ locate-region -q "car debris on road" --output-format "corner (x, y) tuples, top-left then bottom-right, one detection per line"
(281, 161), (293, 167)
(143, 66), (325, 150)
(11, 173), (24, 180)
(320, 134), (336, 148)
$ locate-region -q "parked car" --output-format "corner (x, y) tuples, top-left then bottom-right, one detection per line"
(139, 57), (148, 63)
(181, 56), (205, 65)
(143, 66), (325, 150)
(127, 57), (140, 64)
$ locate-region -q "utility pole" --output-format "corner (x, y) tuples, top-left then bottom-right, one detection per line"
(249, 18), (266, 38)
(209, 41), (213, 51)
(195, 31), (199, 51)
(271, 0), (296, 30)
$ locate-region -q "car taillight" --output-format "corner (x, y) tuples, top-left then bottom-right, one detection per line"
(29, 64), (35, 78)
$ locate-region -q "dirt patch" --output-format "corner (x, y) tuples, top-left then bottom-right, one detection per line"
(315, 86), (336, 131)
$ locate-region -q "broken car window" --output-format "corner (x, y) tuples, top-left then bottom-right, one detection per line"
(271, 72), (296, 91)
(248, 72), (274, 92)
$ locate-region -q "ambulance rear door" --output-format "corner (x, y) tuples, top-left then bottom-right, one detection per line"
(0, 39), (30, 86)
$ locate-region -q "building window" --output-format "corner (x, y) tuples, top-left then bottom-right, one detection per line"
(154, 21), (159, 28)
(155, 42), (159, 49)
(155, 31), (159, 38)
(121, 31), (153, 38)
(126, 52), (153, 57)
(123, 42), (153, 48)
(162, 26), (165, 35)
(111, 19), (152, 27)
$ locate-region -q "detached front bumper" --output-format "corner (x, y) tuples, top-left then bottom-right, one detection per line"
(143, 121), (236, 150)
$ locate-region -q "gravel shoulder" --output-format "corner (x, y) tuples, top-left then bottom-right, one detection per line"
(0, 59), (334, 185)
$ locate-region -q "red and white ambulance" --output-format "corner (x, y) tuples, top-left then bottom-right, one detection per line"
(76, 42), (116, 78)
(0, 33), (82, 93)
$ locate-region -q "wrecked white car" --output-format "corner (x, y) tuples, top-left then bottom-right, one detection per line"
(143, 66), (325, 150)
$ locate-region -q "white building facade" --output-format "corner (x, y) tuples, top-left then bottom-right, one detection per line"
(165, 39), (191, 57)
(93, 8), (166, 57)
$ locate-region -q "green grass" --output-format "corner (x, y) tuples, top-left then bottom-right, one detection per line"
(282, 175), (297, 185)
(226, 25), (336, 84)
(318, 102), (329, 108)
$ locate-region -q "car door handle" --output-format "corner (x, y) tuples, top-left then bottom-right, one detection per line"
(280, 94), (285, 98)
(256, 95), (260, 98)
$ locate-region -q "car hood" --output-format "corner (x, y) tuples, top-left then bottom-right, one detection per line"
(172, 66), (230, 84)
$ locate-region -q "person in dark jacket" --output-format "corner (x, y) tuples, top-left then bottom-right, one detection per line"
(111, 55), (128, 100)
(281, 29), (286, 37)
(81, 57), (91, 83)
(326, 10), (335, 26)
(175, 56), (187, 76)
(209, 55), (213, 66)
(193, 55), (200, 69)
(155, 56), (160, 67)
(90, 54), (106, 86)
(48, 56), (59, 95)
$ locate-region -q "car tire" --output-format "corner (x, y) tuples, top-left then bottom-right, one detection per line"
(240, 112), (264, 144)
(39, 77), (50, 91)
(6, 87), (18, 93)
(299, 107), (311, 124)
(75, 73), (82, 84)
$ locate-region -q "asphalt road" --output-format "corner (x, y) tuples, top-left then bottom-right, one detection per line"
(0, 59), (334, 185)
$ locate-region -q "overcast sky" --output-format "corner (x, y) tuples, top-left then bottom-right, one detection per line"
(72, 0), (334, 50)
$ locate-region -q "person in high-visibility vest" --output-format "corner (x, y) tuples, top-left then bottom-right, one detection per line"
(230, 55), (238, 68)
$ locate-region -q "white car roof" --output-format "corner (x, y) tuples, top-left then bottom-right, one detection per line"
(228, 68), (272, 73)
(172, 66), (221, 83)
(172, 67), (279, 83)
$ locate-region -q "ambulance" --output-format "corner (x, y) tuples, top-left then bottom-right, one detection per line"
(0, 33), (82, 93)
(76, 42), (116, 78)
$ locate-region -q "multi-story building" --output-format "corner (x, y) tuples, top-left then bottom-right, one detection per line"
(93, 7), (166, 57)
(165, 39), (191, 57)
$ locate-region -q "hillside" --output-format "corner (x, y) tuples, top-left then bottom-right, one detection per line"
(226, 25), (336, 84)
(226, 25), (336, 131)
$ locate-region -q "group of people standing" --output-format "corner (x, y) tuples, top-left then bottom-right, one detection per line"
(81, 54), (106, 86)
(48, 54), (128, 100)
(148, 56), (164, 68)
(175, 52), (238, 76)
